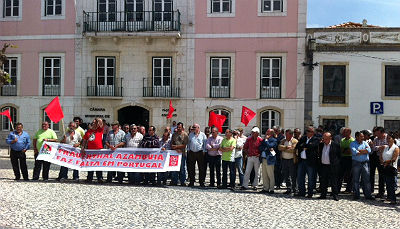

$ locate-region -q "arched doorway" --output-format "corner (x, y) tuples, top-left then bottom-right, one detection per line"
(118, 106), (149, 129)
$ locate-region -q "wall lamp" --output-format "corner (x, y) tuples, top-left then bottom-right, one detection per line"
(302, 38), (319, 70)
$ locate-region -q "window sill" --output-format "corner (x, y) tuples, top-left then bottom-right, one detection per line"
(258, 12), (287, 17)
(382, 96), (400, 100)
(41, 15), (66, 20)
(0, 17), (22, 22)
(207, 13), (235, 18)
(319, 103), (348, 107)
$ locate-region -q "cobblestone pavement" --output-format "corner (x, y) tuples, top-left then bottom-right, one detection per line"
(0, 157), (399, 229)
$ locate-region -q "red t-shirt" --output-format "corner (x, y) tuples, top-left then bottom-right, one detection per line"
(84, 127), (104, 150)
(244, 136), (263, 157)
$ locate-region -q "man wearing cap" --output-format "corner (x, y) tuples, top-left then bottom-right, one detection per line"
(241, 127), (263, 190)
(105, 121), (126, 183)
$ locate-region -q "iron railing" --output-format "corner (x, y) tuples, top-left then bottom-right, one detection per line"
(210, 86), (230, 98)
(83, 10), (181, 33)
(87, 77), (123, 97)
(143, 77), (180, 97)
(43, 85), (60, 96)
(260, 86), (281, 99)
(1, 85), (17, 96)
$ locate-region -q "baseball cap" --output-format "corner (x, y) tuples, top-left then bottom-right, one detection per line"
(251, 127), (260, 133)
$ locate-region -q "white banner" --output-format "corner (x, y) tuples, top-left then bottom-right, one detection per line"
(37, 142), (182, 172)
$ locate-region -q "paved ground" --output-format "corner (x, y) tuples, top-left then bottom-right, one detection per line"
(0, 151), (399, 229)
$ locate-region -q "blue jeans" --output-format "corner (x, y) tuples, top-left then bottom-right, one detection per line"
(352, 160), (372, 198)
(222, 160), (236, 188)
(235, 157), (244, 186)
(297, 160), (316, 196)
(171, 155), (186, 185)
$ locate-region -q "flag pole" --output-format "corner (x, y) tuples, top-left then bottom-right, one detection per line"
(60, 118), (65, 138)
(10, 120), (14, 131)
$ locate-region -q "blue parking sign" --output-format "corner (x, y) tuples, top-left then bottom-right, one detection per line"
(370, 102), (384, 114)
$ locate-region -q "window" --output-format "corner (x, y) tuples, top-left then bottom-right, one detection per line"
(322, 118), (345, 135)
(126, 0), (144, 21)
(261, 0), (282, 12)
(210, 57), (230, 98)
(98, 0), (116, 22)
(43, 109), (59, 131)
(260, 57), (281, 99)
(43, 57), (61, 96)
(385, 65), (400, 97)
(211, 0), (231, 13)
(261, 110), (280, 135)
(1, 106), (16, 131)
(384, 120), (400, 133)
(96, 57), (115, 96)
(44, 0), (62, 16)
(152, 57), (172, 96)
(322, 65), (346, 104)
(2, 57), (17, 96)
(210, 109), (230, 133)
(3, 0), (19, 17)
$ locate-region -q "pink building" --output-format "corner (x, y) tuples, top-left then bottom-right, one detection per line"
(0, 0), (76, 138)
(193, 0), (307, 133)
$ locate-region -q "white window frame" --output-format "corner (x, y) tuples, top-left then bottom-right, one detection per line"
(39, 53), (65, 96)
(260, 110), (280, 134)
(384, 65), (400, 98)
(0, 0), (22, 21)
(42, 57), (61, 96)
(41, 0), (65, 20)
(206, 53), (235, 98)
(43, 109), (59, 131)
(260, 57), (282, 99)
(210, 108), (230, 133)
(1, 56), (19, 96)
(98, 0), (117, 22)
(207, 0), (235, 17)
(256, 52), (286, 100)
(210, 57), (230, 98)
(258, 0), (287, 17)
(96, 56), (116, 87)
(1, 106), (17, 131)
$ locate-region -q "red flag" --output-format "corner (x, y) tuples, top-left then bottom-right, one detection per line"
(44, 96), (64, 123)
(166, 100), (175, 119)
(0, 109), (12, 122)
(241, 106), (256, 127)
(208, 112), (226, 133)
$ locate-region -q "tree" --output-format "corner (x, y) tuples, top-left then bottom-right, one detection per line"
(0, 43), (15, 87)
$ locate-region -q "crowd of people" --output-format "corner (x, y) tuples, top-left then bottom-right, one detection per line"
(6, 117), (400, 205)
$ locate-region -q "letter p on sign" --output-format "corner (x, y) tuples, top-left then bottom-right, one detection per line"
(370, 102), (384, 115)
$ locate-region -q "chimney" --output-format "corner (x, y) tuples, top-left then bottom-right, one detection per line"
(362, 19), (367, 27)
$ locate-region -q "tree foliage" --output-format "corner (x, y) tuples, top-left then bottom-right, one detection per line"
(0, 43), (14, 87)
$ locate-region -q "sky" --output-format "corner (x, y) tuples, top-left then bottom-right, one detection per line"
(307, 0), (400, 28)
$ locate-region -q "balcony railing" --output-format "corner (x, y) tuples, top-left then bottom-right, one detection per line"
(87, 77), (123, 97)
(260, 87), (281, 99)
(83, 10), (181, 33)
(1, 85), (17, 96)
(210, 86), (230, 98)
(43, 85), (60, 96)
(143, 78), (180, 98)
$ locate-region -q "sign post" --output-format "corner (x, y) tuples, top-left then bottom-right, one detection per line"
(370, 102), (384, 127)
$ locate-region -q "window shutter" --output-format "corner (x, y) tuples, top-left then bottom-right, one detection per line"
(229, 0), (232, 13)
(44, 0), (47, 16)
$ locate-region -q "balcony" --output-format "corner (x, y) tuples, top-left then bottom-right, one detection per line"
(83, 11), (181, 34)
(210, 86), (230, 98)
(143, 78), (180, 98)
(1, 85), (17, 96)
(43, 85), (60, 96)
(260, 86), (281, 99)
(87, 77), (123, 97)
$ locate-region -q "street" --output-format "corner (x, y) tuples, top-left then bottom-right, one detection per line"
(0, 157), (399, 229)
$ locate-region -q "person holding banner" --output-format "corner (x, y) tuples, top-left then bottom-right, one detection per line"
(6, 122), (30, 181)
(105, 121), (126, 183)
(139, 126), (160, 185)
(32, 122), (58, 181)
(171, 122), (188, 186)
(57, 122), (82, 182)
(159, 129), (172, 186)
(82, 118), (105, 183)
(125, 124), (143, 184)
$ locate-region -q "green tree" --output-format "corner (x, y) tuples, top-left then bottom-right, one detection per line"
(0, 43), (15, 87)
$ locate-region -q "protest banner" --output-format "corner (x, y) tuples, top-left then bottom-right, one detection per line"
(37, 142), (182, 172)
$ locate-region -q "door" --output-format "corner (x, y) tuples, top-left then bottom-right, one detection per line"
(153, 0), (173, 31)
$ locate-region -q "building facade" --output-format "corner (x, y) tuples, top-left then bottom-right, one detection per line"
(0, 0), (306, 146)
(0, 0), (76, 143)
(306, 23), (400, 134)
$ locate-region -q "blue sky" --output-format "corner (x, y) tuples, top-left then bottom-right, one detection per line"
(307, 0), (400, 28)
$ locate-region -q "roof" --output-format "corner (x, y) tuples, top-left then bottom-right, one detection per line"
(328, 22), (380, 28)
